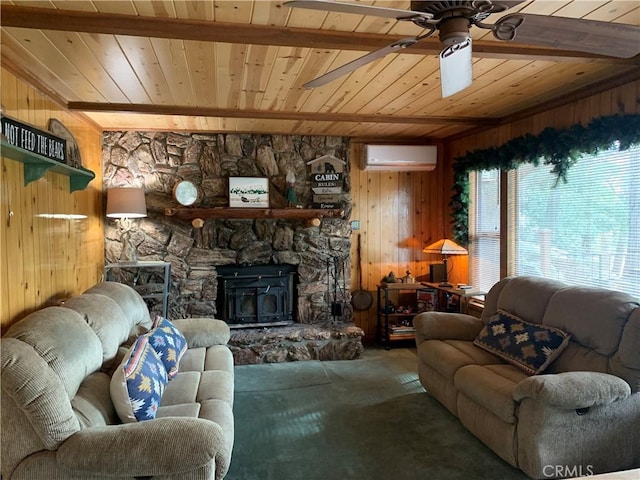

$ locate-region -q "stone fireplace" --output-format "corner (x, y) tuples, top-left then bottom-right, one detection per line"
(103, 131), (364, 364)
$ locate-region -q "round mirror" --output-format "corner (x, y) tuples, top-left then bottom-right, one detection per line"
(173, 180), (199, 206)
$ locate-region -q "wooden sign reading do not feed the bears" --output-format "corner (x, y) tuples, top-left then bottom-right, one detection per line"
(1, 115), (67, 164)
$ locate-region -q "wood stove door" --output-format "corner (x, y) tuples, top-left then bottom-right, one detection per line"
(233, 287), (258, 324)
(257, 285), (285, 322)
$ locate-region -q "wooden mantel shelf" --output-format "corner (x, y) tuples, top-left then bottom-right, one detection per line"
(164, 207), (344, 221)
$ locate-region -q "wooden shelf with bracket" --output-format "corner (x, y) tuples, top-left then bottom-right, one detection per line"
(1, 140), (95, 192)
(164, 207), (344, 221)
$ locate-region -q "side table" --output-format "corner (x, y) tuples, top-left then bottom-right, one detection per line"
(422, 282), (486, 313)
(377, 283), (436, 349)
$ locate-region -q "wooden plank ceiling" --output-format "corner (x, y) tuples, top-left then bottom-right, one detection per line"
(1, 0), (639, 140)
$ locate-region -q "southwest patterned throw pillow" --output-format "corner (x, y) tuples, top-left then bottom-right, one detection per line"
(473, 310), (571, 375)
(110, 334), (168, 422)
(148, 316), (188, 380)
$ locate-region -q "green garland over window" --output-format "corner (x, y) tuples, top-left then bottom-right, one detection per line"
(451, 113), (640, 245)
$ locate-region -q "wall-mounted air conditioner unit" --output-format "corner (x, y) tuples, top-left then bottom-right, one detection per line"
(362, 145), (438, 171)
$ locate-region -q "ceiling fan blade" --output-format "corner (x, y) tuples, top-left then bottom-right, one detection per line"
(284, 0), (434, 22)
(493, 13), (640, 58)
(304, 38), (419, 88)
(439, 38), (473, 98)
(491, 1), (528, 11)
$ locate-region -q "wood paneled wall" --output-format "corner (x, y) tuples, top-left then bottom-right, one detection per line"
(350, 79), (640, 341)
(2, 62), (635, 342)
(348, 142), (467, 341)
(445, 81), (640, 288)
(0, 68), (104, 334)
(447, 80), (640, 166)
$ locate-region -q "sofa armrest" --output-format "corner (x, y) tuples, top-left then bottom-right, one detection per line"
(413, 312), (484, 345)
(513, 371), (631, 409)
(57, 417), (222, 477)
(172, 317), (230, 347)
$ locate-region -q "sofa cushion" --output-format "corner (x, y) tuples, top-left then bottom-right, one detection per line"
(110, 335), (168, 423)
(542, 287), (638, 356)
(486, 276), (566, 325)
(157, 403), (201, 418)
(205, 345), (235, 375)
(171, 317), (231, 347)
(611, 308), (640, 392)
(480, 277), (511, 323)
(418, 339), (506, 380)
(546, 342), (609, 376)
(148, 317), (188, 379)
(200, 399), (235, 480)
(456, 393), (518, 467)
(4, 306), (103, 398)
(71, 372), (118, 428)
(62, 293), (131, 363)
(474, 310), (570, 375)
(1, 338), (81, 449)
(179, 347), (207, 372)
(455, 364), (529, 424)
(162, 371), (200, 406)
(197, 370), (235, 404)
(84, 282), (152, 330)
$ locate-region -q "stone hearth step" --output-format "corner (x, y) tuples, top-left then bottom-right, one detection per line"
(229, 322), (364, 365)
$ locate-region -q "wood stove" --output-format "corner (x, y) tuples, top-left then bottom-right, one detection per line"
(216, 265), (296, 328)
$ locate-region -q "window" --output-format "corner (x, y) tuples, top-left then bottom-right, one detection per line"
(470, 144), (640, 297)
(469, 169), (501, 294)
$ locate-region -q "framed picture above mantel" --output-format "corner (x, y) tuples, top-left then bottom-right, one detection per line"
(228, 177), (269, 208)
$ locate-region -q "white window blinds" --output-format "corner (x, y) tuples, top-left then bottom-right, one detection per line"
(469, 144), (640, 298)
(507, 144), (640, 296)
(469, 169), (501, 294)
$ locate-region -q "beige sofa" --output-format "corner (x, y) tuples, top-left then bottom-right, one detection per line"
(415, 276), (640, 479)
(1, 281), (234, 480)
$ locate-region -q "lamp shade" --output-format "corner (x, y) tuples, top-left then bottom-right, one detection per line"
(423, 239), (468, 255)
(106, 187), (147, 218)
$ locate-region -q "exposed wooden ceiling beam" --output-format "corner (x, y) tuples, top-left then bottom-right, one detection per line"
(2, 5), (637, 64)
(68, 102), (497, 126)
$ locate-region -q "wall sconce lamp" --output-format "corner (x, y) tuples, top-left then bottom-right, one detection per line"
(106, 187), (147, 263)
(423, 238), (468, 287)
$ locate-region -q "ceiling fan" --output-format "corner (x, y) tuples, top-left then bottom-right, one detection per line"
(284, 0), (640, 97)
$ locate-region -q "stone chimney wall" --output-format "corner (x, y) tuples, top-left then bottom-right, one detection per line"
(102, 131), (353, 324)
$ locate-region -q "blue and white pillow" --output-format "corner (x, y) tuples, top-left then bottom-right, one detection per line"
(110, 334), (168, 423)
(148, 316), (188, 380)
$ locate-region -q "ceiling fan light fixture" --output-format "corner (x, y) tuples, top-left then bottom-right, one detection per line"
(440, 37), (473, 98)
(438, 16), (471, 46)
(440, 31), (471, 46)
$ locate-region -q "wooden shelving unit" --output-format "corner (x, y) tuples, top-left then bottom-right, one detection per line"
(377, 283), (437, 349)
(422, 282), (486, 313)
(1, 140), (95, 192)
(165, 207), (344, 221)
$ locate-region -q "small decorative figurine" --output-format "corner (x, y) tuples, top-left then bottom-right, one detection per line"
(382, 271), (397, 283)
(403, 270), (415, 284)
(286, 170), (297, 207)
